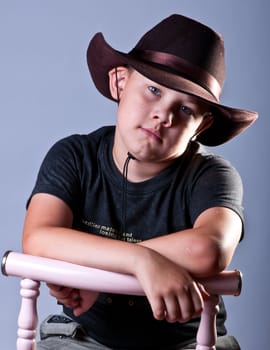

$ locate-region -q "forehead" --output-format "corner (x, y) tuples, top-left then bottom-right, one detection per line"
(129, 69), (209, 111)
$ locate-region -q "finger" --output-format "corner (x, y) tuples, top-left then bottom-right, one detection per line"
(46, 283), (64, 292)
(73, 306), (83, 317)
(57, 292), (81, 309)
(73, 298), (86, 317)
(50, 287), (74, 299)
(176, 286), (195, 323)
(197, 282), (210, 299)
(58, 299), (79, 308)
(189, 282), (204, 314)
(177, 282), (203, 322)
(163, 294), (181, 323)
(149, 295), (166, 321)
(73, 291), (98, 316)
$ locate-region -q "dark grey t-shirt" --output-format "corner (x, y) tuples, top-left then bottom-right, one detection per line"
(29, 126), (243, 349)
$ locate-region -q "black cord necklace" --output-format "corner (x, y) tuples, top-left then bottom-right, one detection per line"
(120, 152), (136, 240)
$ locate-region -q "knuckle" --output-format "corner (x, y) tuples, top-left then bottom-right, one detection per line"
(166, 312), (179, 323)
(180, 302), (195, 322)
(179, 314), (191, 323)
(152, 299), (165, 320)
(49, 289), (57, 297)
(154, 307), (165, 320)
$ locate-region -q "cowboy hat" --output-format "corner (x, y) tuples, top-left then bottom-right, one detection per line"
(86, 14), (258, 146)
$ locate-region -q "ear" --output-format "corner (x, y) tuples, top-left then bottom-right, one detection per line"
(108, 66), (130, 101)
(192, 113), (214, 140)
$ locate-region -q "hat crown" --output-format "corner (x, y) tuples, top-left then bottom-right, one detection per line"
(131, 15), (225, 91)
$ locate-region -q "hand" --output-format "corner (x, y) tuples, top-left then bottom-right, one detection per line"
(134, 249), (204, 323)
(47, 283), (99, 316)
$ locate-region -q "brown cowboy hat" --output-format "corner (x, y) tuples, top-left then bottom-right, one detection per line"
(87, 14), (258, 146)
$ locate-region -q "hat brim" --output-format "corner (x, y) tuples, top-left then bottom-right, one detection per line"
(87, 33), (258, 146)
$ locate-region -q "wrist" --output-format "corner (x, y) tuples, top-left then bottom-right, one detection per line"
(131, 245), (158, 278)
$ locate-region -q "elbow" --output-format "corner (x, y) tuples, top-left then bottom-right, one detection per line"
(204, 242), (229, 276)
(188, 236), (231, 277)
(22, 231), (35, 255)
(22, 229), (44, 256)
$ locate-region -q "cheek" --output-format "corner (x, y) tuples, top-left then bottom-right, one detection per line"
(116, 108), (140, 135)
(117, 99), (148, 127)
(173, 119), (196, 137)
(168, 121), (198, 149)
(179, 118), (201, 136)
(116, 99), (133, 125)
(166, 133), (190, 157)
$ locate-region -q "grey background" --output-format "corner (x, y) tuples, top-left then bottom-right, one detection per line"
(1, 1), (268, 348)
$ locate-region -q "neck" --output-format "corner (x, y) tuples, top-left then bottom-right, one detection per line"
(112, 146), (174, 183)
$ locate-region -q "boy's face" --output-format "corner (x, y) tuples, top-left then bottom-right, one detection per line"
(111, 68), (212, 164)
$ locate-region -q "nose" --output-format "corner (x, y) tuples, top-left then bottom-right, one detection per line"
(153, 111), (173, 127)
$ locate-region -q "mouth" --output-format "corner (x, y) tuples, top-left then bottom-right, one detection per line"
(140, 127), (162, 143)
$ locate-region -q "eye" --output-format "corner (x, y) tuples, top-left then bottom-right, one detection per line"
(180, 104), (193, 116)
(148, 85), (161, 96)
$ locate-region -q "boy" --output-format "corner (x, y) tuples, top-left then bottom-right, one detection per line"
(22, 14), (257, 349)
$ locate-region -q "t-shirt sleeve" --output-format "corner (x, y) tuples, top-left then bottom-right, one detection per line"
(188, 155), (244, 232)
(27, 135), (83, 212)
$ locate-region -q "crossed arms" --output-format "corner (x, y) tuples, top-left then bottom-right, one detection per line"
(22, 193), (242, 323)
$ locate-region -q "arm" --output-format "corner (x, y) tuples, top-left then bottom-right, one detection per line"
(23, 193), (241, 278)
(23, 193), (148, 275)
(139, 206), (242, 278)
(23, 194), (241, 321)
(23, 193), (205, 322)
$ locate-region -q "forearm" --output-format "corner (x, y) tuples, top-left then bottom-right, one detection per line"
(139, 207), (242, 278)
(139, 228), (223, 277)
(26, 225), (205, 323)
(22, 194), (212, 322)
(23, 195), (241, 280)
(23, 225), (149, 277)
(22, 193), (149, 276)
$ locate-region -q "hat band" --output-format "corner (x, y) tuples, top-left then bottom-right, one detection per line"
(130, 49), (221, 101)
